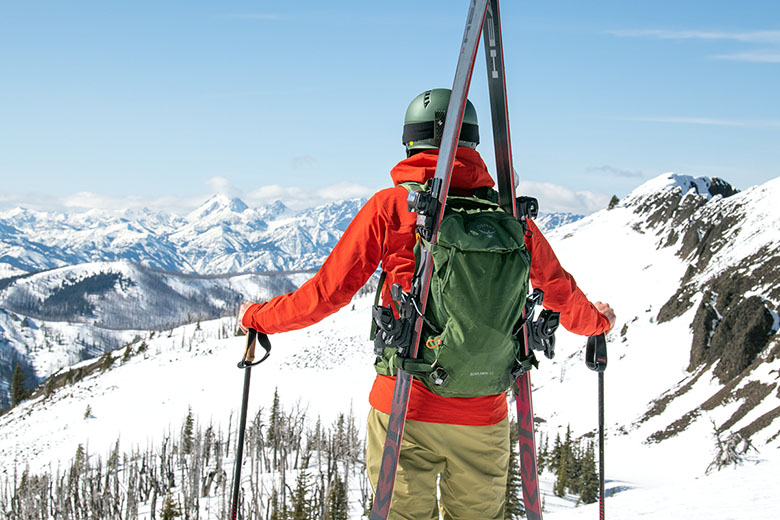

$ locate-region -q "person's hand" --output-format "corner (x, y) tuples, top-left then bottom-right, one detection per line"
(594, 301), (616, 333)
(238, 302), (256, 334)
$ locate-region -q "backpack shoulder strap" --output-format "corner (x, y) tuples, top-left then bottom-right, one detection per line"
(398, 180), (428, 193)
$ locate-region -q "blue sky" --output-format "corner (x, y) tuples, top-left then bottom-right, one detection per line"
(1, 0), (779, 214)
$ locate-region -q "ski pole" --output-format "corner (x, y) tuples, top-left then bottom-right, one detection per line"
(585, 333), (607, 520)
(230, 328), (272, 520)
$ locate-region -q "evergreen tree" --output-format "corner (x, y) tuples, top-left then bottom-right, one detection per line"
(100, 351), (114, 372)
(182, 407), (194, 455)
(549, 432), (562, 474)
(160, 493), (182, 519)
(537, 433), (548, 474)
(577, 441), (599, 504)
(554, 426), (574, 497)
(11, 365), (26, 407)
(269, 488), (284, 520)
(553, 451), (569, 497)
(269, 388), (281, 445)
(326, 474), (349, 520)
(504, 421), (524, 519)
(569, 440), (583, 495)
(290, 471), (313, 520)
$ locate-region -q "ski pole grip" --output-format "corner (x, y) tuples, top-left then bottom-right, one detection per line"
(585, 333), (607, 372)
(238, 329), (271, 369)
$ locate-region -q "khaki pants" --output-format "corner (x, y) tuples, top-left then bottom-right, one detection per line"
(366, 408), (509, 520)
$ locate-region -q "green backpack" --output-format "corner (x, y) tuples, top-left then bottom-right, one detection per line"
(373, 182), (532, 398)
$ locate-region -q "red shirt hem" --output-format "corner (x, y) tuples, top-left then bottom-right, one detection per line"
(368, 374), (508, 426)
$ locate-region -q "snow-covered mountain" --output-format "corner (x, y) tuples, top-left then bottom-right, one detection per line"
(0, 261), (313, 407)
(0, 196), (365, 276)
(2, 172), (779, 518)
(0, 195), (579, 278)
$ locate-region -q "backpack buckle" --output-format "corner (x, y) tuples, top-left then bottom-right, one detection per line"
(512, 351), (539, 379)
(428, 367), (449, 387)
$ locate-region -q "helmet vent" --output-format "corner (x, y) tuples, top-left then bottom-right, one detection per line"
(423, 90), (432, 108)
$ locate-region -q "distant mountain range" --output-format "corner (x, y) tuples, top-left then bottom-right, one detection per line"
(0, 195), (581, 278)
(0, 196), (364, 277)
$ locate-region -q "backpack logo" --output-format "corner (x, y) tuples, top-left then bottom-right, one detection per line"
(471, 222), (496, 237)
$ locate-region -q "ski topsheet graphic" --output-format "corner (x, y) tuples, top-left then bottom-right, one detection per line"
(370, 1), (545, 519)
(369, 1), (491, 519)
(482, 1), (544, 518)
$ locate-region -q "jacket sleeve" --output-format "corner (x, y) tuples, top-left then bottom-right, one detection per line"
(243, 193), (387, 334)
(524, 219), (610, 336)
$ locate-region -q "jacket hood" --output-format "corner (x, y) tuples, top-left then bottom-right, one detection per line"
(390, 148), (495, 191)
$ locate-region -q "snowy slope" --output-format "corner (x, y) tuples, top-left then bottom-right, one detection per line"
(0, 262), (313, 407)
(1, 172), (779, 518)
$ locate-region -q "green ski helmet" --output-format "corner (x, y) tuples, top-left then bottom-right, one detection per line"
(402, 88), (479, 156)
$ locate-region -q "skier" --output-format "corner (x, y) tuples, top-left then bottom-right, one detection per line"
(238, 88), (615, 519)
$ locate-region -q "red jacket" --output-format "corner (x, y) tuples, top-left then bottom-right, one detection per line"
(244, 148), (611, 425)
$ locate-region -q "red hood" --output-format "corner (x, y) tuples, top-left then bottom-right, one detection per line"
(390, 148), (495, 191)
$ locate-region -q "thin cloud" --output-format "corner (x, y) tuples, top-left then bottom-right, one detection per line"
(245, 182), (378, 211)
(607, 29), (780, 63)
(206, 176), (241, 198)
(516, 180), (610, 215)
(621, 116), (780, 128)
(316, 182), (376, 200)
(1, 181), (380, 216)
(59, 192), (202, 214)
(588, 165), (644, 179)
(715, 50), (780, 63)
(2, 178), (600, 216)
(607, 29), (780, 45)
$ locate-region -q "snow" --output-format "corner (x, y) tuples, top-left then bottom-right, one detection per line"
(2, 172), (780, 518)
(549, 458), (780, 520)
(623, 172), (717, 204)
(3, 286), (778, 518)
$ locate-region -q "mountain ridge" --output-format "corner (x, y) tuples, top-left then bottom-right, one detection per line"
(0, 194), (583, 277)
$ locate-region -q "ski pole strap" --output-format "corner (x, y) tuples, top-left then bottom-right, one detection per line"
(585, 334), (607, 372)
(237, 329), (272, 369)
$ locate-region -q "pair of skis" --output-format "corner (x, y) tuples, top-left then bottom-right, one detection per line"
(369, 1), (544, 519)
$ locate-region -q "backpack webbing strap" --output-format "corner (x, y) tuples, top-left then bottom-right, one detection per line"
(396, 358), (448, 388)
(369, 271), (387, 340)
